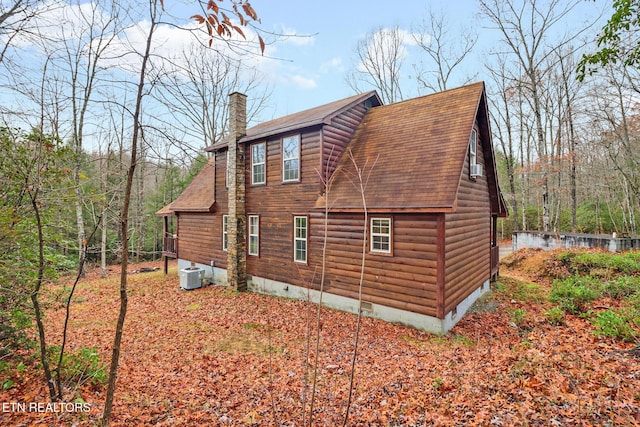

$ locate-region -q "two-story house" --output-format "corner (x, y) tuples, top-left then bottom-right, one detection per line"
(158, 82), (507, 334)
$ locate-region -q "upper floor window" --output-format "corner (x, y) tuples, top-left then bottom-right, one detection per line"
(469, 128), (484, 179)
(370, 218), (391, 254)
(251, 143), (266, 185)
(248, 215), (259, 256)
(469, 128), (477, 166)
(283, 135), (300, 182)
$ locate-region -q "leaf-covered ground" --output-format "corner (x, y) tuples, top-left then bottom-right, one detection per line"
(1, 254), (640, 426)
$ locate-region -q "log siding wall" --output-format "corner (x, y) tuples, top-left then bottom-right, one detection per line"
(443, 124), (491, 314)
(315, 212), (441, 317)
(322, 104), (368, 180)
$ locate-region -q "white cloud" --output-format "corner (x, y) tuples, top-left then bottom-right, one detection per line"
(320, 57), (343, 73)
(285, 74), (317, 90)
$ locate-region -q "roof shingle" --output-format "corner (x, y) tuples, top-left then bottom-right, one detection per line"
(165, 158), (215, 213)
(321, 82), (486, 211)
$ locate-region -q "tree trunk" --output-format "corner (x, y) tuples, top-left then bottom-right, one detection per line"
(101, 2), (157, 424)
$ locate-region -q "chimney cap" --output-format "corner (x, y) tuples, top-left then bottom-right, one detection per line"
(229, 91), (247, 98)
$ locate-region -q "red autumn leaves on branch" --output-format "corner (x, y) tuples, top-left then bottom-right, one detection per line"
(191, 0), (265, 51)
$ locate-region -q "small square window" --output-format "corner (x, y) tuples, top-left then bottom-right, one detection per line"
(371, 218), (391, 254)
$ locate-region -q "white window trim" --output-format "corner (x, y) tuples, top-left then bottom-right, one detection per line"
(222, 215), (229, 251)
(248, 215), (259, 256)
(370, 217), (392, 254)
(469, 128), (477, 166)
(251, 143), (266, 185)
(282, 135), (300, 182)
(294, 215), (307, 263)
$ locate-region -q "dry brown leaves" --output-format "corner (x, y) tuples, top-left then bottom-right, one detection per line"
(1, 259), (639, 426)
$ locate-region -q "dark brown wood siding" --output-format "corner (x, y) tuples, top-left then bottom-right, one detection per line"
(322, 104), (368, 180)
(176, 151), (229, 268)
(444, 125), (491, 314)
(316, 212), (440, 317)
(244, 128), (323, 286)
(176, 213), (219, 266)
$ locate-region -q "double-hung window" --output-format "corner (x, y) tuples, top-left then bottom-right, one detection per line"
(222, 215), (229, 251)
(283, 135), (300, 182)
(370, 218), (391, 254)
(248, 215), (259, 256)
(294, 216), (307, 263)
(251, 143), (266, 185)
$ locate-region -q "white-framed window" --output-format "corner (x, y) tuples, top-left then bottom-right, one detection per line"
(370, 217), (391, 254)
(283, 135), (300, 182)
(248, 215), (259, 256)
(251, 143), (266, 185)
(294, 216), (307, 263)
(222, 215), (229, 251)
(469, 128), (477, 166)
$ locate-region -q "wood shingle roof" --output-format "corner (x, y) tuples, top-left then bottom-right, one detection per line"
(206, 91), (381, 151)
(160, 157), (215, 213)
(320, 82), (497, 212)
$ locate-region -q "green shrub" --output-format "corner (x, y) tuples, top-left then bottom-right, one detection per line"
(591, 309), (638, 342)
(602, 276), (640, 299)
(65, 347), (107, 386)
(550, 277), (600, 314)
(48, 346), (107, 387)
(573, 251), (640, 275)
(544, 306), (566, 326)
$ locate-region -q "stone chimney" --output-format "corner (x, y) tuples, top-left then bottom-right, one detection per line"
(227, 92), (247, 291)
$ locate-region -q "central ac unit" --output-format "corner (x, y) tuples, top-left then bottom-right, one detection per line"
(470, 163), (483, 178)
(179, 268), (203, 290)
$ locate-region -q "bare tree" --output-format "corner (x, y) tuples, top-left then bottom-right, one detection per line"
(101, 0), (159, 422)
(412, 8), (477, 93)
(487, 54), (520, 231)
(586, 64), (640, 232)
(101, 0), (265, 424)
(153, 43), (271, 153)
(58, 0), (122, 275)
(346, 25), (406, 104)
(479, 0), (581, 231)
(0, 0), (43, 62)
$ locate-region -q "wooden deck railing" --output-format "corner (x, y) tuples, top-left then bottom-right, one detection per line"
(490, 245), (500, 278)
(163, 235), (177, 257)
